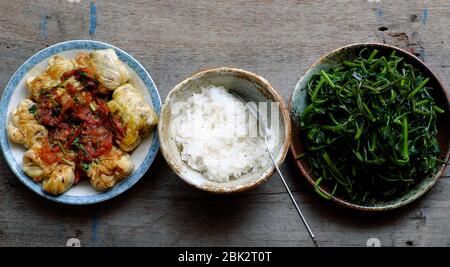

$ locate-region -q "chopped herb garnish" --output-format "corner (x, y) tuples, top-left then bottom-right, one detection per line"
(72, 137), (83, 149)
(28, 104), (37, 114)
(61, 158), (72, 165)
(81, 163), (90, 172)
(89, 102), (96, 112)
(79, 71), (88, 77)
(57, 140), (65, 154)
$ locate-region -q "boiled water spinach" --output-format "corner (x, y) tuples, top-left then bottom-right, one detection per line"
(298, 48), (443, 204)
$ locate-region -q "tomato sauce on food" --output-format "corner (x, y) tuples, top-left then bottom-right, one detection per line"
(33, 68), (126, 183)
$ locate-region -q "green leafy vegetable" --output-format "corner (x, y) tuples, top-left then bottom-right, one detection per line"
(299, 49), (443, 204)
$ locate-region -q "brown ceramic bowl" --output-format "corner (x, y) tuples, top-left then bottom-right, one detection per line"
(290, 43), (450, 211)
(159, 67), (291, 193)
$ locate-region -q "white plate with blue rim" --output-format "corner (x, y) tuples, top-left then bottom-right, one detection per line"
(0, 40), (161, 205)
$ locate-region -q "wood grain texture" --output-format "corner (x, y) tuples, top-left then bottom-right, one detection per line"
(1, 0), (450, 247)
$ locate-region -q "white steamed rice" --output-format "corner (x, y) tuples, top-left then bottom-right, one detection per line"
(172, 85), (271, 182)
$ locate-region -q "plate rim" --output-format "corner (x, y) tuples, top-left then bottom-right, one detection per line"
(0, 39), (162, 205)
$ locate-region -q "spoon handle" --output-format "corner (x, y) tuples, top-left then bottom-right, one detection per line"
(229, 90), (317, 246)
(264, 138), (318, 247)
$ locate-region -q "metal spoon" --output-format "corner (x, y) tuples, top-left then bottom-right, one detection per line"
(230, 91), (318, 247)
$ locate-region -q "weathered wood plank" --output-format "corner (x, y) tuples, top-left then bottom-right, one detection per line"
(1, 0), (450, 247)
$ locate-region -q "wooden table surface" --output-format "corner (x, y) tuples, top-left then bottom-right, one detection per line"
(1, 0), (450, 247)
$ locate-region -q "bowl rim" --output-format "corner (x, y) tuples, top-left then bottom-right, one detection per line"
(0, 39), (162, 205)
(289, 42), (450, 211)
(158, 66), (291, 194)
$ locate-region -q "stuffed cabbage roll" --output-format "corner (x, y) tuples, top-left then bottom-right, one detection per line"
(87, 146), (134, 191)
(23, 142), (76, 195)
(42, 164), (76, 195)
(72, 52), (90, 69)
(26, 55), (74, 100)
(8, 99), (47, 148)
(107, 83), (158, 151)
(89, 49), (128, 90)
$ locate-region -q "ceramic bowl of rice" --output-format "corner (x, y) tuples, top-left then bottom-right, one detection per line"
(158, 67), (291, 193)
